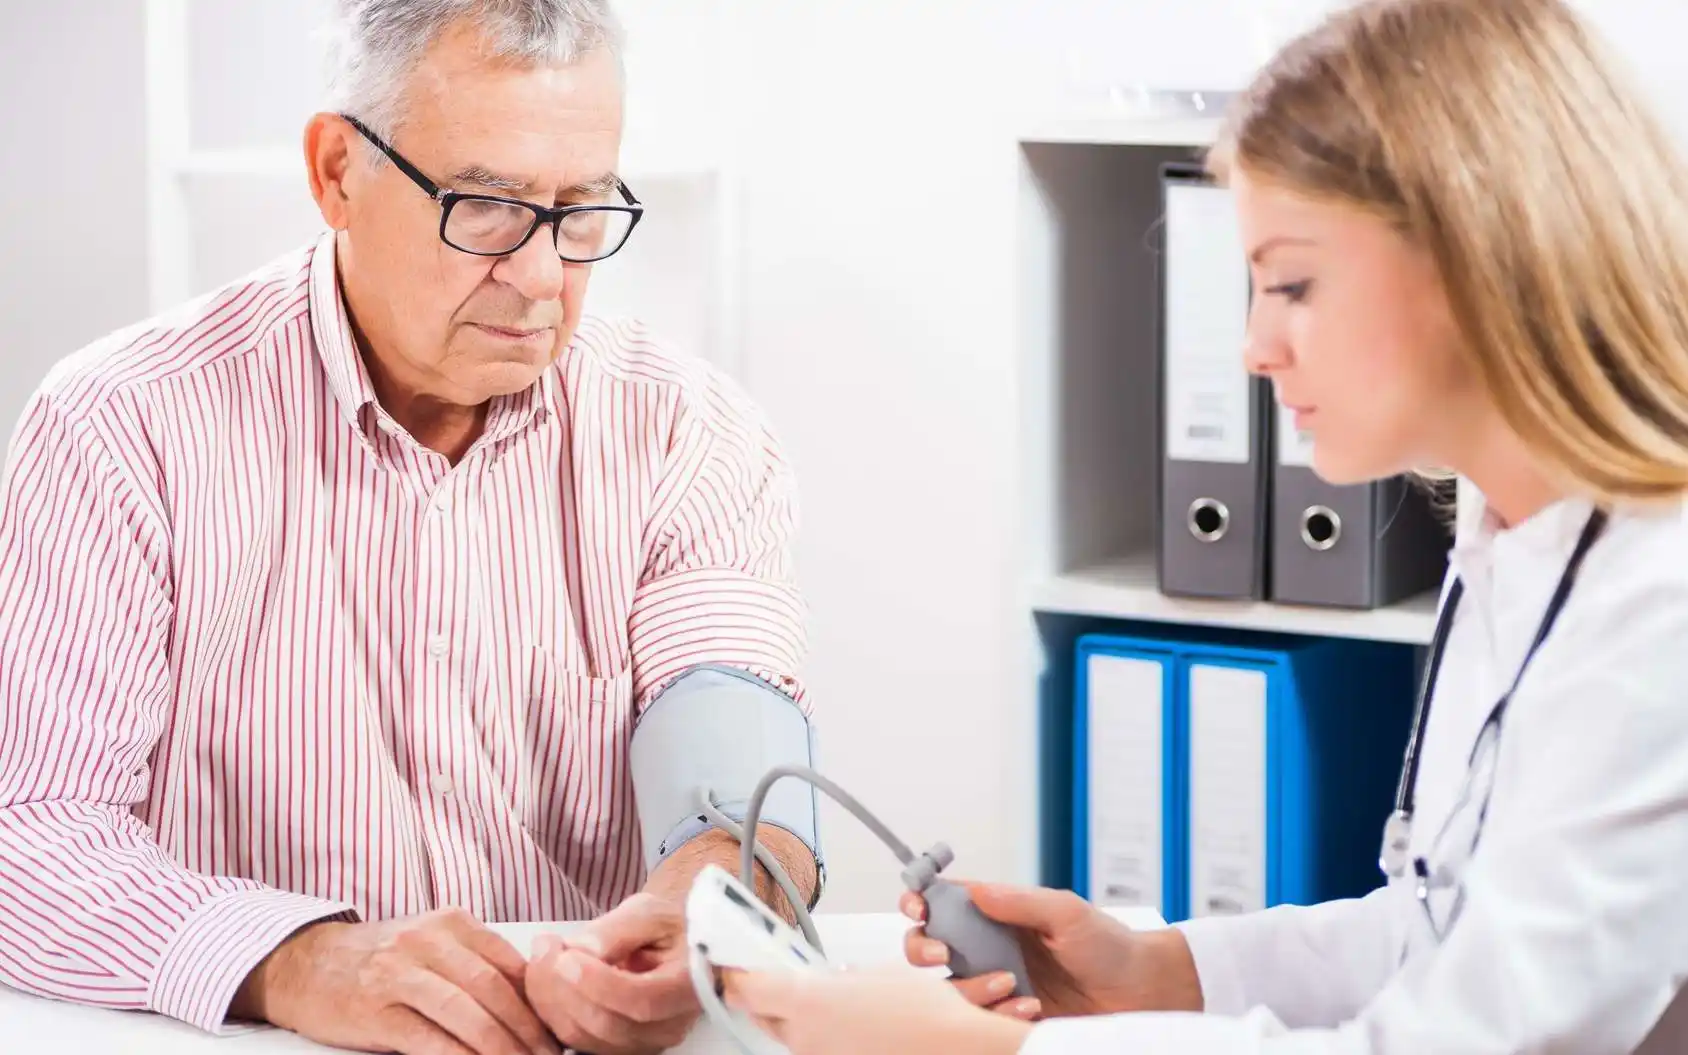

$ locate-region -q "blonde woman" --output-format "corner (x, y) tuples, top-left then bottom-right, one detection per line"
(720, 0), (1688, 1051)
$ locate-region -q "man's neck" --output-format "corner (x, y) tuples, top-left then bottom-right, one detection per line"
(376, 383), (489, 465)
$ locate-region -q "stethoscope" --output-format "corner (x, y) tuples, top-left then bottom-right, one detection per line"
(1378, 507), (1608, 882)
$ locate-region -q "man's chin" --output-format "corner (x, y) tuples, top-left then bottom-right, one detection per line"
(469, 359), (551, 399)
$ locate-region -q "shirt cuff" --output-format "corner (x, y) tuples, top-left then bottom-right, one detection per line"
(1174, 913), (1253, 1017)
(1019, 1010), (1233, 1051)
(149, 887), (359, 1033)
(1019, 1006), (1290, 1051)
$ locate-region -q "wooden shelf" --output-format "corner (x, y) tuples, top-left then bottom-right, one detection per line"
(1031, 554), (1438, 645)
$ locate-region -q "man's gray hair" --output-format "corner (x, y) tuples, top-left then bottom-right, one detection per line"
(323, 0), (624, 138)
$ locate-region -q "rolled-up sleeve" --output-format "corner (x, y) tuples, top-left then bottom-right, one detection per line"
(628, 378), (809, 712)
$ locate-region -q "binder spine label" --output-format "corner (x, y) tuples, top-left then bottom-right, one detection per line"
(1086, 654), (1165, 911)
(1163, 182), (1252, 466)
(1188, 663), (1269, 917)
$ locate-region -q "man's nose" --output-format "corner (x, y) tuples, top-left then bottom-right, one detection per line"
(496, 225), (570, 302)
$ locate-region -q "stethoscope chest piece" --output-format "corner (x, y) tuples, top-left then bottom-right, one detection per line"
(1379, 808), (1412, 878)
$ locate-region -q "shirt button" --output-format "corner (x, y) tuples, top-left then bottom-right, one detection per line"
(430, 490), (452, 512)
(428, 635), (450, 660)
(430, 773), (454, 796)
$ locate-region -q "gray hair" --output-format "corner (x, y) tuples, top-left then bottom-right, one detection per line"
(323, 0), (624, 140)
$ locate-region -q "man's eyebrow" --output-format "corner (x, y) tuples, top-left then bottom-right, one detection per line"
(563, 172), (623, 198)
(445, 164), (532, 193)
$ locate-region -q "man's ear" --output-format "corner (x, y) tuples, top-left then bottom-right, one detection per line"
(304, 112), (356, 231)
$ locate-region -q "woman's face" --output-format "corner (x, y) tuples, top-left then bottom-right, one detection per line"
(1232, 167), (1474, 484)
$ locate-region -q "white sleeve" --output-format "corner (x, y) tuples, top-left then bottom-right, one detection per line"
(1020, 565), (1688, 1055)
(1176, 885), (1406, 1025)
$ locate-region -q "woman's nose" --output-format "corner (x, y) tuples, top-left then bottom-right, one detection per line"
(1243, 327), (1291, 377)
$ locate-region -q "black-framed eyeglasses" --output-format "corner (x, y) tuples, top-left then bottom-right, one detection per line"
(340, 113), (644, 262)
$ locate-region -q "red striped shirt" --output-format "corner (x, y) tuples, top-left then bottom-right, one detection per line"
(0, 232), (809, 1031)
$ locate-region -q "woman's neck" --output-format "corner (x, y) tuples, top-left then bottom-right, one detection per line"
(1447, 418), (1566, 529)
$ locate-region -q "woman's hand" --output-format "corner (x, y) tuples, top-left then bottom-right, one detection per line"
(901, 882), (1203, 1018)
(721, 966), (1033, 1055)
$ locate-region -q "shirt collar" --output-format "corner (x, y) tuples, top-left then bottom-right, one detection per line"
(308, 231), (380, 432)
(1452, 476), (1597, 569)
(308, 230), (561, 441)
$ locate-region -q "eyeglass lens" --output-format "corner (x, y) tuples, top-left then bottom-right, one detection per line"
(444, 197), (634, 260)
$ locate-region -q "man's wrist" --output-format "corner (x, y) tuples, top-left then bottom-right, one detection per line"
(644, 828), (815, 924)
(229, 919), (343, 1023)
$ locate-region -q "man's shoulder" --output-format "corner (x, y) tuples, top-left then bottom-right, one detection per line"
(560, 314), (777, 444)
(36, 247), (314, 418)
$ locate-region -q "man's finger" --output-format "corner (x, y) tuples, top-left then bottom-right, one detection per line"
(420, 933), (557, 1054)
(439, 911), (531, 983)
(381, 1006), (477, 1055)
(555, 948), (698, 1023)
(568, 894), (679, 962)
(393, 966), (526, 1055)
(527, 955), (636, 1052)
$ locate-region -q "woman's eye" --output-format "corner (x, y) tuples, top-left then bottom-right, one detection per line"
(1265, 279), (1312, 303)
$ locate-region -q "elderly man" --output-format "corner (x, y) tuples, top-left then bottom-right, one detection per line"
(0, 2), (821, 1053)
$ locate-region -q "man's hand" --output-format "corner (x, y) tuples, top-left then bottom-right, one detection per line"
(525, 893), (698, 1054)
(231, 908), (559, 1055)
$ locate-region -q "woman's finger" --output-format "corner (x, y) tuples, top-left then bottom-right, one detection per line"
(995, 996), (1043, 1021)
(720, 968), (801, 1019)
(898, 890), (927, 922)
(950, 972), (1019, 1008)
(902, 926), (947, 967)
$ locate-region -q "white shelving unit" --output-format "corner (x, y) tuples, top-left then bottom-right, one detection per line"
(1010, 99), (1442, 894)
(1014, 101), (1440, 649)
(1032, 556), (1438, 645)
(141, 0), (748, 379)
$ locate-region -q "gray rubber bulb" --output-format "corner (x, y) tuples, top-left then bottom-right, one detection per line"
(901, 845), (1033, 999)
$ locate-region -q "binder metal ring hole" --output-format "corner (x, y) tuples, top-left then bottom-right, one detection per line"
(1187, 498), (1230, 543)
(1300, 505), (1342, 551)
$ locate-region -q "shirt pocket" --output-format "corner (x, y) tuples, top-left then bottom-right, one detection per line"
(520, 648), (636, 834)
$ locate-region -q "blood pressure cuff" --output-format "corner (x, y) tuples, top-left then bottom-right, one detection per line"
(628, 664), (824, 905)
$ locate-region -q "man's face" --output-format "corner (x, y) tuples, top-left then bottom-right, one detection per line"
(335, 24), (624, 407)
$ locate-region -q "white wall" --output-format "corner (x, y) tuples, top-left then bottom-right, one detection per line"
(0, 2), (149, 439)
(3, 0), (1686, 914)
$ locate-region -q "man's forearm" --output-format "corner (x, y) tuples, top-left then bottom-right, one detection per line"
(643, 827), (817, 923)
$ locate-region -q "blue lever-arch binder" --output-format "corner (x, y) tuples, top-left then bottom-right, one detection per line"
(1072, 634), (1186, 922)
(1074, 629), (1415, 924)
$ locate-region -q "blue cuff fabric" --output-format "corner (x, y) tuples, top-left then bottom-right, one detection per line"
(630, 664), (826, 906)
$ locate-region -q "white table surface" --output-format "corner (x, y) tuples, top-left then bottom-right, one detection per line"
(4, 907), (1165, 1054)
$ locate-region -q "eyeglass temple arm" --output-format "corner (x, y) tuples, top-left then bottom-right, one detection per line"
(339, 113), (447, 201)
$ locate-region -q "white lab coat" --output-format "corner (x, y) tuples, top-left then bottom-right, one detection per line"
(1022, 491), (1688, 1054)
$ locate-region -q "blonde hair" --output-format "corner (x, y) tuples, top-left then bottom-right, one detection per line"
(1209, 0), (1688, 502)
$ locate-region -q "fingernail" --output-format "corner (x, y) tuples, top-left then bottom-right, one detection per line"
(988, 973), (1015, 996)
(533, 934), (563, 959)
(558, 954), (583, 983)
(1015, 998), (1042, 1018)
(923, 940), (948, 963)
(570, 933), (604, 957)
